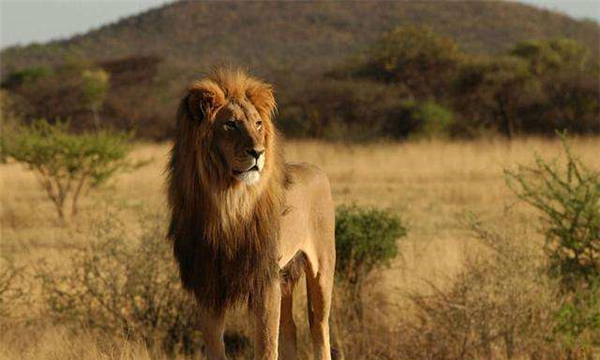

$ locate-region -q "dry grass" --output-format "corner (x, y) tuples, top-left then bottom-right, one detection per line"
(1, 137), (599, 359)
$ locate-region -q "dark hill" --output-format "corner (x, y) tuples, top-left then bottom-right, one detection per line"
(2, 1), (598, 79)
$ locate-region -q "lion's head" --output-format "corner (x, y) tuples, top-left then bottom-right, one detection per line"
(167, 68), (286, 312)
(179, 68), (279, 189)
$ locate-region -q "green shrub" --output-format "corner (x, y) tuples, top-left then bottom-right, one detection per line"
(510, 38), (600, 135)
(3, 66), (53, 86)
(359, 25), (461, 100)
(554, 280), (600, 350)
(1, 119), (143, 221)
(505, 133), (600, 351)
(416, 101), (455, 139)
(335, 204), (406, 317)
(511, 38), (590, 77)
(81, 68), (110, 129)
(395, 100), (456, 139)
(36, 211), (202, 355)
(0, 91), (23, 163)
(505, 133), (599, 290)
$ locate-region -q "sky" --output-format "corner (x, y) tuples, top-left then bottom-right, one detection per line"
(1, 0), (599, 50)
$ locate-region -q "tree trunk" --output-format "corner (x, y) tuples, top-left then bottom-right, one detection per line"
(92, 105), (100, 130)
(498, 99), (514, 139)
(71, 175), (87, 217)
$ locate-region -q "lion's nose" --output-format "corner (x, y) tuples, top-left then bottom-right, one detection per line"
(246, 149), (265, 159)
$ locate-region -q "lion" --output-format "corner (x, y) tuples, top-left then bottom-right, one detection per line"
(166, 68), (336, 360)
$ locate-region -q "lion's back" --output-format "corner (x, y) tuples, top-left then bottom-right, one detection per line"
(285, 162), (328, 188)
(283, 162), (334, 233)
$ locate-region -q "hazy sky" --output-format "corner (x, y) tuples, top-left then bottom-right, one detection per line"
(1, 0), (599, 50)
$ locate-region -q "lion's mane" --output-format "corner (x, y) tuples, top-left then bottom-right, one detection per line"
(166, 69), (287, 312)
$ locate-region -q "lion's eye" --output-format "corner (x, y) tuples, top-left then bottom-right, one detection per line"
(256, 120), (263, 130)
(224, 120), (237, 130)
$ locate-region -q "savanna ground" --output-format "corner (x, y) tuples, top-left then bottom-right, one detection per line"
(1, 137), (599, 359)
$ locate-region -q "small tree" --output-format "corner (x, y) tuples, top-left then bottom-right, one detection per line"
(416, 101), (455, 139)
(505, 133), (600, 351)
(2, 66), (53, 87)
(81, 68), (110, 129)
(453, 56), (533, 138)
(511, 38), (590, 77)
(1, 119), (140, 221)
(505, 133), (599, 290)
(361, 26), (461, 100)
(0, 90), (23, 163)
(335, 204), (407, 317)
(512, 38), (599, 134)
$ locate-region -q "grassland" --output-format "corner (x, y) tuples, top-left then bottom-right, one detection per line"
(1, 137), (599, 359)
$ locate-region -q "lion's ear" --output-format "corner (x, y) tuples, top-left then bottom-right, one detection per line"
(246, 82), (276, 121)
(183, 81), (225, 122)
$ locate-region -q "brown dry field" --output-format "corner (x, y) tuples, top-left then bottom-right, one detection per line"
(1, 137), (599, 359)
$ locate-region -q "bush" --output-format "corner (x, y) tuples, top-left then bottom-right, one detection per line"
(505, 134), (599, 290)
(36, 211), (202, 355)
(415, 101), (456, 139)
(452, 55), (534, 138)
(358, 25), (461, 100)
(0, 257), (27, 320)
(395, 215), (565, 360)
(335, 204), (406, 317)
(511, 38), (591, 77)
(0, 91), (23, 163)
(278, 78), (408, 140)
(554, 280), (600, 351)
(2, 56), (170, 139)
(505, 134), (600, 351)
(2, 66), (53, 87)
(1, 119), (143, 221)
(511, 38), (600, 135)
(81, 68), (110, 129)
(388, 100), (456, 139)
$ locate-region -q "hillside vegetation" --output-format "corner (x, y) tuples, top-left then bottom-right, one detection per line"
(2, 1), (599, 76)
(1, 1), (598, 139)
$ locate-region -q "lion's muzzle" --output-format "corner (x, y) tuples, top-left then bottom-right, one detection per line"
(233, 151), (266, 185)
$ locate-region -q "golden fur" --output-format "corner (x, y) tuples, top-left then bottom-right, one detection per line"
(167, 68), (291, 311)
(166, 68), (337, 360)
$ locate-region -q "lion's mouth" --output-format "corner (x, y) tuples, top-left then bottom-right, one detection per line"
(233, 165), (259, 176)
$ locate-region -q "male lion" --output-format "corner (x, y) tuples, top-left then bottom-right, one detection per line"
(167, 68), (336, 360)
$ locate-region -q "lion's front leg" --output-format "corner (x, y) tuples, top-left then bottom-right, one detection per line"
(199, 307), (229, 360)
(253, 280), (282, 360)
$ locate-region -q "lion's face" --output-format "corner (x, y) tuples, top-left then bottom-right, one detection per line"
(179, 69), (277, 188)
(212, 102), (267, 185)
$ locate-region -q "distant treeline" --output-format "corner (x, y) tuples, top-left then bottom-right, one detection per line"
(2, 26), (599, 140)
(278, 27), (599, 140)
